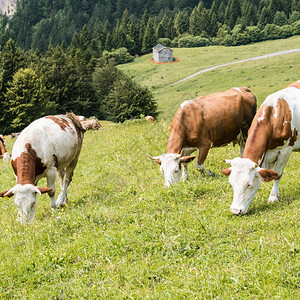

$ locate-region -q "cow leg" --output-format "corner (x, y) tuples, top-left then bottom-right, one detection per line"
(267, 149), (292, 203)
(45, 168), (57, 210)
(196, 145), (214, 176)
(56, 162), (76, 207)
(181, 148), (197, 181)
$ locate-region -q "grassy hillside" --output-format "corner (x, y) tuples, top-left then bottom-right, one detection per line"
(0, 38), (300, 298)
(119, 35), (300, 119)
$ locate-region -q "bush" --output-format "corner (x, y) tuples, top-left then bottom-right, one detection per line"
(157, 38), (172, 47)
(289, 11), (300, 24)
(178, 35), (211, 48)
(103, 75), (158, 123)
(244, 26), (263, 43)
(292, 20), (300, 35)
(102, 47), (134, 65)
(263, 24), (282, 40)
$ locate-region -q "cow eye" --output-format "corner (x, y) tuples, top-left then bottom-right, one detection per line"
(247, 182), (253, 188)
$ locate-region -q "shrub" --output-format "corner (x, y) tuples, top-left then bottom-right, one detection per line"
(102, 48), (134, 65)
(263, 24), (282, 40)
(291, 20), (300, 35)
(178, 35), (211, 48)
(157, 38), (172, 47)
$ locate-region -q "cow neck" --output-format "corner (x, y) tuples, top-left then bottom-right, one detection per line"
(242, 117), (270, 165)
(12, 143), (45, 185)
(166, 128), (184, 154)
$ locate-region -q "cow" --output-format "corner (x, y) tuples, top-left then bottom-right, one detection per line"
(222, 81), (300, 215)
(76, 115), (86, 121)
(0, 113), (85, 222)
(80, 119), (102, 130)
(0, 135), (10, 161)
(145, 116), (155, 123)
(147, 87), (257, 186)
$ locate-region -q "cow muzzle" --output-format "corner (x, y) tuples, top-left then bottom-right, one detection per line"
(231, 208), (243, 215)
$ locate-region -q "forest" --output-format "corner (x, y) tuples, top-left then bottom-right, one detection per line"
(0, 0), (299, 133)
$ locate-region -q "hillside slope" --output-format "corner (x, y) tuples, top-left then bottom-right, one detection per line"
(119, 36), (300, 119)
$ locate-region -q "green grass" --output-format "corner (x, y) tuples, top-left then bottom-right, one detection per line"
(119, 35), (300, 119)
(0, 37), (300, 299)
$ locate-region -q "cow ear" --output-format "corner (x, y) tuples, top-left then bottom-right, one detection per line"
(180, 155), (196, 164)
(146, 154), (162, 165)
(37, 187), (53, 194)
(0, 189), (14, 198)
(222, 168), (232, 176)
(258, 169), (279, 182)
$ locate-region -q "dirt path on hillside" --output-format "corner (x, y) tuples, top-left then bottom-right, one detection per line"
(170, 48), (300, 86)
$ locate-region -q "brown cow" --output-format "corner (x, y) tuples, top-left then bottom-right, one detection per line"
(80, 119), (102, 130)
(145, 116), (155, 123)
(148, 87), (257, 186)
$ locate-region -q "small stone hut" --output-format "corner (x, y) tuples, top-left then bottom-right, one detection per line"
(152, 44), (173, 63)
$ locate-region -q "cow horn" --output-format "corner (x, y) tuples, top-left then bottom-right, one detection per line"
(33, 186), (42, 195)
(146, 154), (162, 164)
(179, 149), (184, 158)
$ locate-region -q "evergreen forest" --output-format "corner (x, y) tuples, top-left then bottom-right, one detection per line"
(0, 0), (299, 133)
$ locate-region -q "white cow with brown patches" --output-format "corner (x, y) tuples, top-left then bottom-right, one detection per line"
(223, 81), (300, 215)
(148, 87), (257, 186)
(0, 113), (85, 222)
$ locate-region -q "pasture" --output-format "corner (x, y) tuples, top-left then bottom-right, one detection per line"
(0, 37), (299, 298)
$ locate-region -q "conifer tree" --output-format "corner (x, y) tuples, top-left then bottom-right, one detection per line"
(6, 68), (54, 132)
(225, 0), (242, 29)
(142, 18), (156, 54)
(174, 10), (189, 35)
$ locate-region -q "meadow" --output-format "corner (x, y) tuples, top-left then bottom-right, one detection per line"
(0, 36), (299, 299)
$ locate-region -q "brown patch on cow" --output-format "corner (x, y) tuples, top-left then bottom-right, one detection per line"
(45, 115), (70, 131)
(243, 98), (296, 163)
(12, 143), (47, 185)
(288, 81), (300, 89)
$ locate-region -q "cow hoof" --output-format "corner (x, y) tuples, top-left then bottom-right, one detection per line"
(207, 170), (215, 177)
(268, 195), (279, 203)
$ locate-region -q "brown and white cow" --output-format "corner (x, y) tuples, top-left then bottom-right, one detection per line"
(148, 87), (257, 186)
(0, 113), (85, 222)
(80, 119), (102, 130)
(222, 81), (300, 215)
(0, 135), (10, 161)
(145, 116), (155, 123)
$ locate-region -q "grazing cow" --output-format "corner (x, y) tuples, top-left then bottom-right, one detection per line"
(145, 116), (155, 123)
(80, 119), (102, 130)
(76, 115), (86, 121)
(0, 135), (10, 161)
(222, 82), (300, 215)
(148, 87), (257, 186)
(0, 113), (85, 222)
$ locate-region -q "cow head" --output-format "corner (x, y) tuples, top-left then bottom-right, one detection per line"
(0, 184), (52, 223)
(222, 157), (279, 215)
(147, 152), (196, 187)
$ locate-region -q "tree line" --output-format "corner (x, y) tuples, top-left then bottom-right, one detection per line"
(0, 39), (158, 134)
(0, 0), (299, 55)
